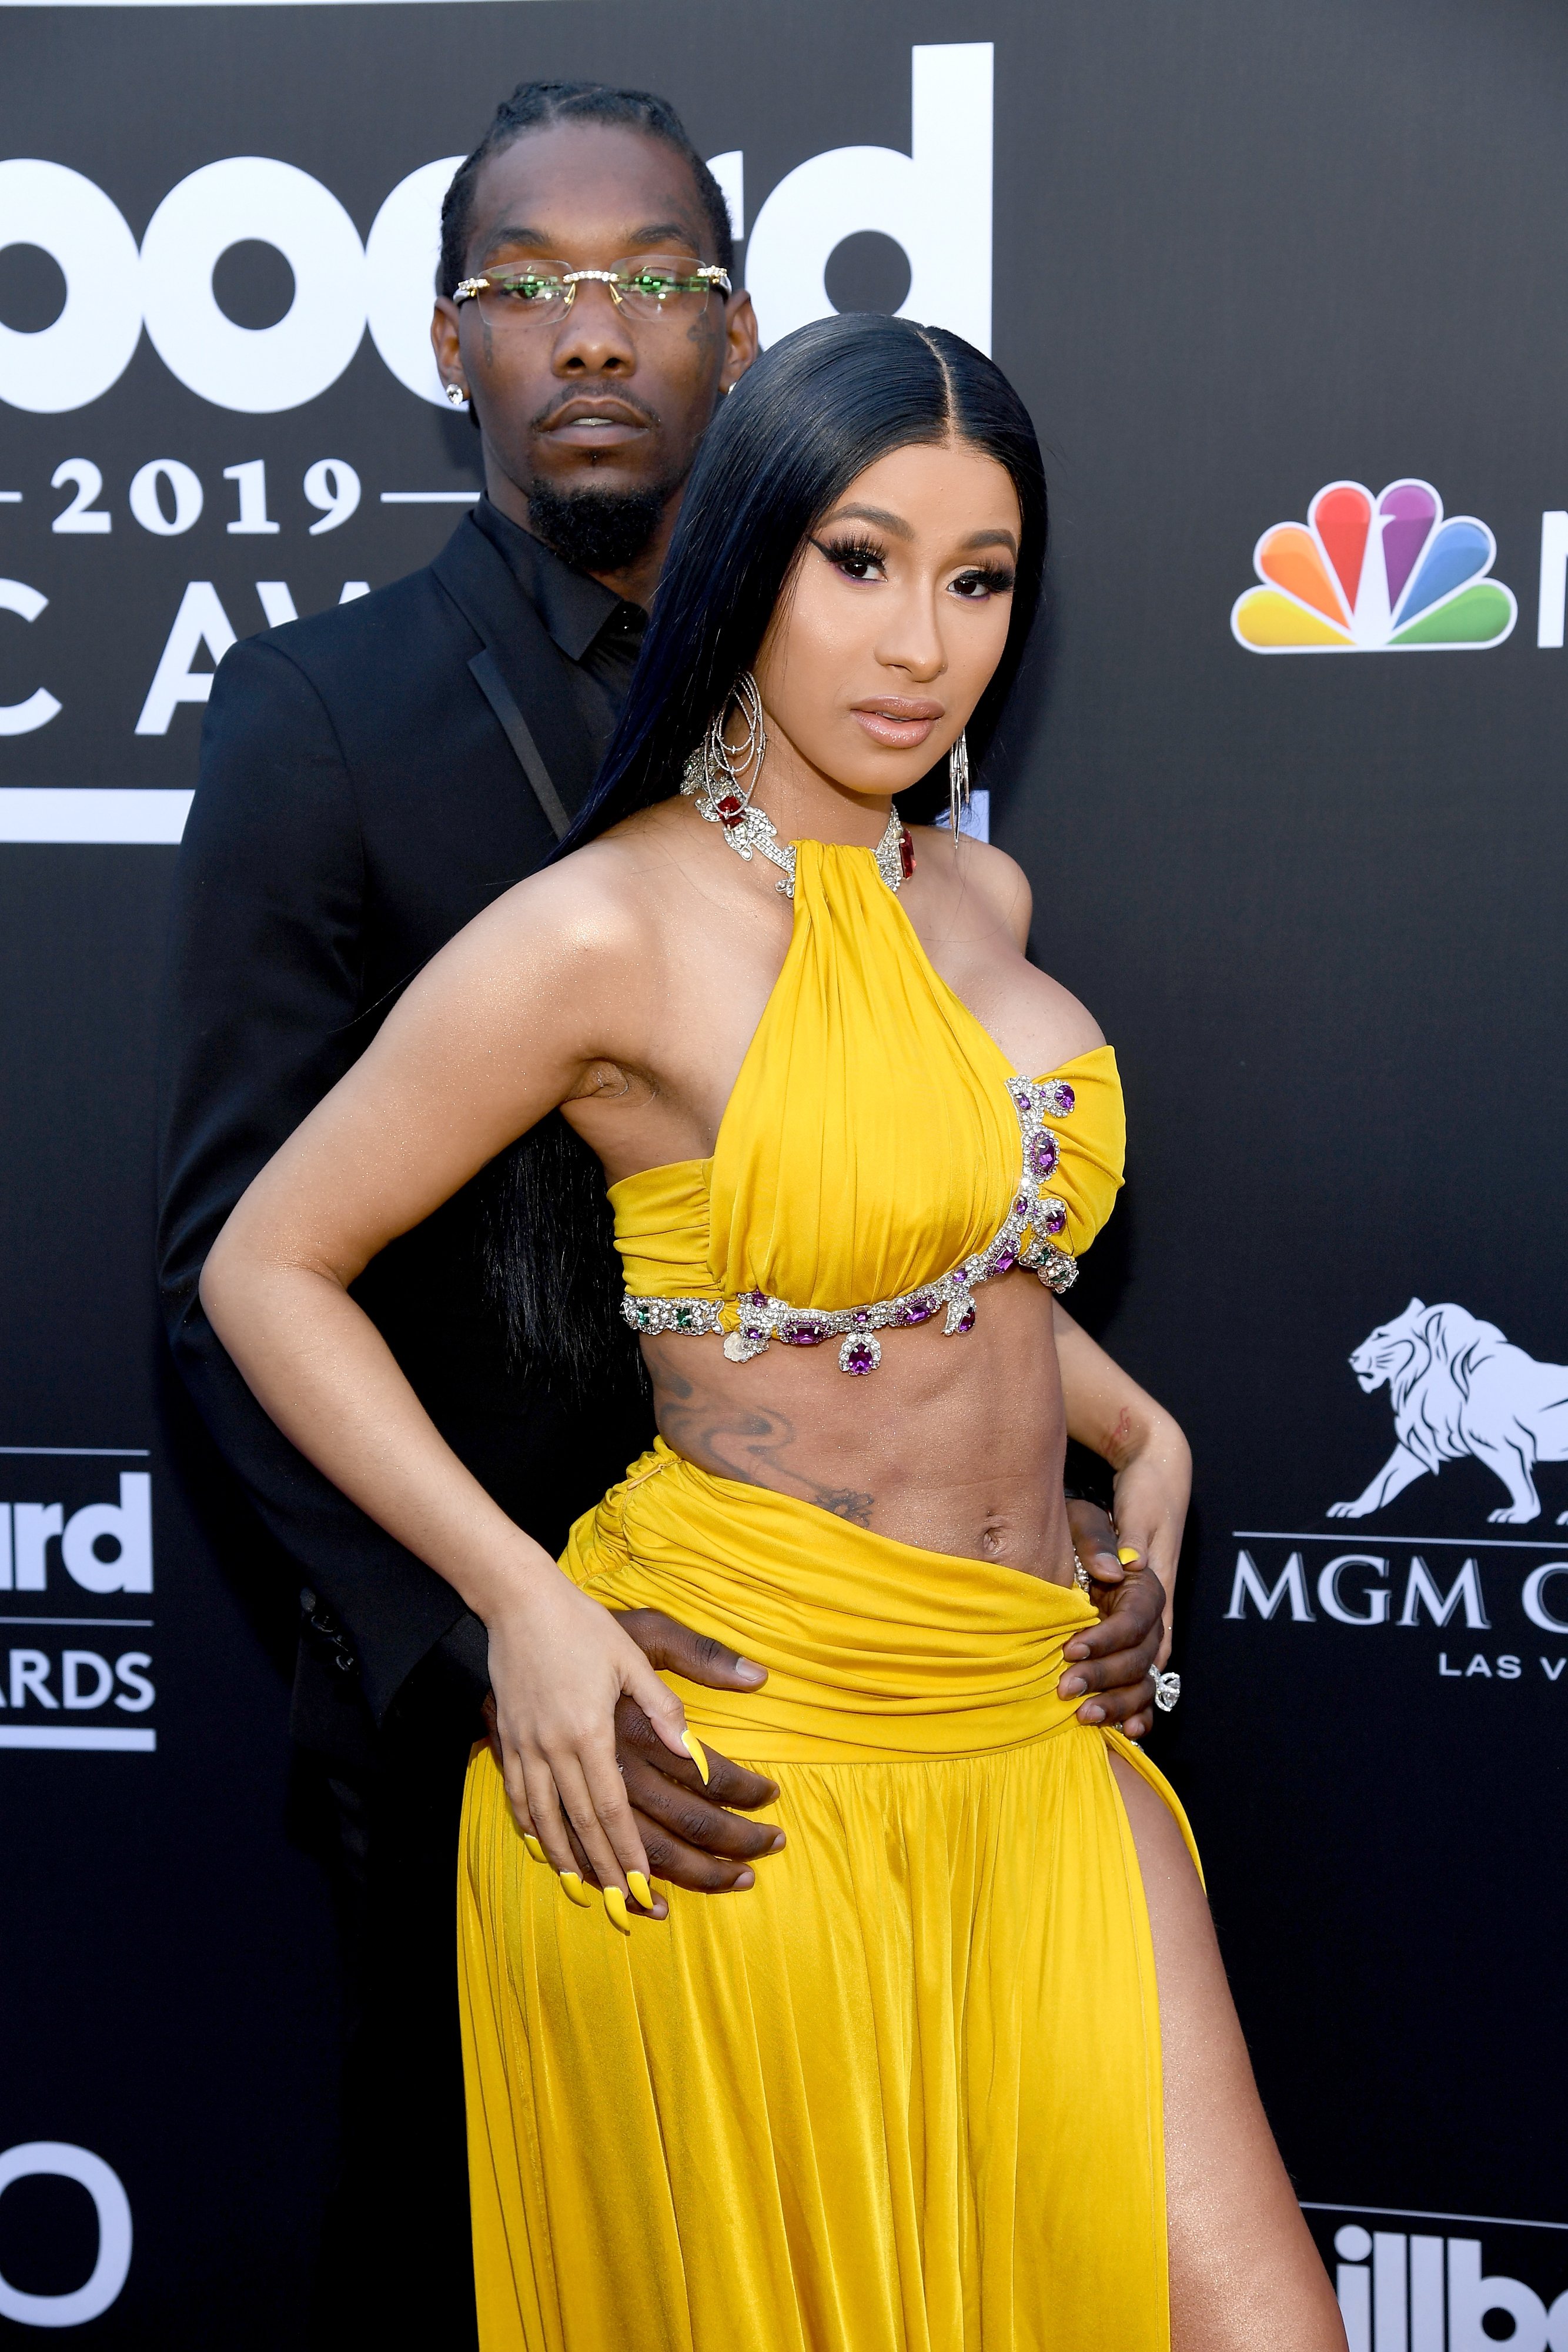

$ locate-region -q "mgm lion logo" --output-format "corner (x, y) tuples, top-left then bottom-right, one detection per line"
(1330, 1298), (1568, 1525)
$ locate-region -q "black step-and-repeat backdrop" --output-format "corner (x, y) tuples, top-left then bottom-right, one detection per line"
(2, 0), (1565, 2337)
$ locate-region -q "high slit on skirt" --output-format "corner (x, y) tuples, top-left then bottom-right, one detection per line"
(458, 1441), (1199, 2352)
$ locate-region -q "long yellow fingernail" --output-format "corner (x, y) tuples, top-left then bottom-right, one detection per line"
(603, 1886), (633, 1935)
(1117, 1546), (1141, 1565)
(682, 1729), (711, 1785)
(627, 1870), (656, 1912)
(559, 1870), (593, 1908)
(522, 1833), (547, 1865)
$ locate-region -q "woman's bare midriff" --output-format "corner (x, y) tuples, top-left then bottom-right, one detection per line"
(642, 1268), (1075, 1585)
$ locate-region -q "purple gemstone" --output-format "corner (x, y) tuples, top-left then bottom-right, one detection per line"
(1013, 1196), (1028, 1216)
(1011, 1081), (1032, 1109)
(993, 1250), (1017, 1275)
(898, 1295), (936, 1325)
(785, 1322), (825, 1346)
(744, 1326), (764, 1341)
(854, 1310), (869, 1327)
(955, 1304), (977, 1335)
(952, 1268), (969, 1285)
(1030, 1134), (1059, 1180)
(1043, 1202), (1067, 1236)
(750, 1289), (768, 1307)
(1038, 1080), (1075, 1116)
(841, 1341), (877, 1375)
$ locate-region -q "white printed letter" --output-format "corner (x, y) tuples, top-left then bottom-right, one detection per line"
(1318, 1555), (1391, 1626)
(1398, 1555), (1489, 1629)
(135, 583), (237, 734)
(1224, 1549), (1316, 1621)
(745, 45), (992, 352)
(62, 1475), (152, 1595)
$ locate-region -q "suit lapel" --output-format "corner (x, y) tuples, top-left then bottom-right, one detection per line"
(432, 519), (601, 827)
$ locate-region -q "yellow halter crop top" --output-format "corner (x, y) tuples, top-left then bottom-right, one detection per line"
(610, 837), (1125, 1375)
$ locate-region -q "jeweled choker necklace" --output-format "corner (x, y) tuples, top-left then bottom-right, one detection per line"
(680, 676), (914, 900)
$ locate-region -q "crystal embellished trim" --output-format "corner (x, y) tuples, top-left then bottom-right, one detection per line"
(621, 1297), (726, 1339)
(620, 1077), (1080, 1372)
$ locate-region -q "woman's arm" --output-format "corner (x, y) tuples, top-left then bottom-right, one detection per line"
(200, 860), (691, 1915)
(1052, 1304), (1191, 1672)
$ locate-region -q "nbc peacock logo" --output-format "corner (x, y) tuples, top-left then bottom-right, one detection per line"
(1231, 478), (1517, 653)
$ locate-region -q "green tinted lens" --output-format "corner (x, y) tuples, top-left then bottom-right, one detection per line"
(623, 268), (686, 298)
(616, 262), (716, 319)
(494, 270), (568, 308)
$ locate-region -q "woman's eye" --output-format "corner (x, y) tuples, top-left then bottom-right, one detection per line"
(951, 567), (1015, 600)
(814, 538), (887, 582)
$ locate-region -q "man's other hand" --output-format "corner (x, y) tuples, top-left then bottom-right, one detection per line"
(1059, 1498), (1166, 1739)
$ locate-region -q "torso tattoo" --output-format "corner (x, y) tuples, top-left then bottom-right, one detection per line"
(648, 1356), (875, 1526)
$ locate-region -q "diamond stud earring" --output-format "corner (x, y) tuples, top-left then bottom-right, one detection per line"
(444, 383), (469, 409)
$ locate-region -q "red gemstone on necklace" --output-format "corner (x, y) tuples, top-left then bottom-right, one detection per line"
(898, 830), (916, 880)
(715, 794), (745, 827)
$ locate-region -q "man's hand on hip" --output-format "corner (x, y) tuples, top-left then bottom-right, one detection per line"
(1057, 1497), (1166, 1740)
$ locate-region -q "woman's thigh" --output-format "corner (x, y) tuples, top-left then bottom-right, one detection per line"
(1109, 1752), (1348, 2352)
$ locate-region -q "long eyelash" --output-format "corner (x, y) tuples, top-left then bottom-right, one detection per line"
(955, 563), (1017, 593)
(814, 534), (887, 565)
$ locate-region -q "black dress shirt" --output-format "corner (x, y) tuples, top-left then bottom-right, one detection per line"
(472, 497), (647, 744)
(157, 510), (657, 1726)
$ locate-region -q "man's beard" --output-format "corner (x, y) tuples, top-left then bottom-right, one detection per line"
(526, 477), (670, 575)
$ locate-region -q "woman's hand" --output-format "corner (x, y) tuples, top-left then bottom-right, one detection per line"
(484, 1609), (788, 1905)
(1051, 1305), (1192, 1730)
(485, 1565), (695, 1922)
(1104, 1421), (1190, 1672)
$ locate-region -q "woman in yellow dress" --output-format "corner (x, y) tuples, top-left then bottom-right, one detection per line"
(202, 315), (1345, 2351)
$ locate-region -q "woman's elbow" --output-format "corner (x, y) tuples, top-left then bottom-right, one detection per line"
(198, 1215), (248, 1343)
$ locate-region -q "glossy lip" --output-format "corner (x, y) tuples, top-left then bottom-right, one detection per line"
(850, 696), (945, 750)
(537, 393), (655, 450)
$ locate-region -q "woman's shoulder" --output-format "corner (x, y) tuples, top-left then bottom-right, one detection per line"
(471, 802), (693, 948)
(908, 826), (1031, 943)
(404, 812), (688, 1042)
(907, 827), (1105, 1070)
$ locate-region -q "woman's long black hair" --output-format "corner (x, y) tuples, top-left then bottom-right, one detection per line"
(483, 313), (1048, 1403)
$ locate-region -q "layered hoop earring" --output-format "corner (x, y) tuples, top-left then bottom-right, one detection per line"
(681, 674), (802, 890)
(948, 730), (971, 838)
(680, 671), (767, 827)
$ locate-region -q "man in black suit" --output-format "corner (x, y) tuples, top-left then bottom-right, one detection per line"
(158, 79), (1168, 2346)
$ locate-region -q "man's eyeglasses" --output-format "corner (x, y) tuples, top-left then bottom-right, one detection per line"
(453, 259), (732, 326)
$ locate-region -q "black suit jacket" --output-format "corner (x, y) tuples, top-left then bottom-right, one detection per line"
(157, 515), (654, 1722)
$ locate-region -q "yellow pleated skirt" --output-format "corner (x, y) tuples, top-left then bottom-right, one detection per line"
(459, 1444), (1197, 2352)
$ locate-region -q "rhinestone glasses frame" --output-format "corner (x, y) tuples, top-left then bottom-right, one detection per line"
(453, 263), (733, 318)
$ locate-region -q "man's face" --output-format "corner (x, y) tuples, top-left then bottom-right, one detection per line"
(432, 122), (757, 544)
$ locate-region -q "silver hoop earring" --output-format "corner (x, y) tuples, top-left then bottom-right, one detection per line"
(947, 730), (971, 838)
(681, 672), (767, 826)
(445, 383), (469, 409)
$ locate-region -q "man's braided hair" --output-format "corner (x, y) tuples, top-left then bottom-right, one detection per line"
(438, 80), (734, 300)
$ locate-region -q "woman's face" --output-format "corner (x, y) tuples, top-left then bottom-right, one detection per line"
(751, 437), (1021, 801)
